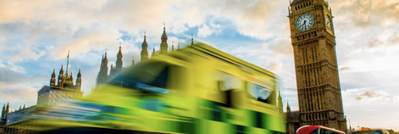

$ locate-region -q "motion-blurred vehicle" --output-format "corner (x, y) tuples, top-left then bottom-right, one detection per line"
(296, 125), (345, 134)
(10, 43), (286, 134)
(351, 128), (390, 134)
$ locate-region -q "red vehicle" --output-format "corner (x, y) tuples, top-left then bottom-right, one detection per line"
(296, 125), (346, 134)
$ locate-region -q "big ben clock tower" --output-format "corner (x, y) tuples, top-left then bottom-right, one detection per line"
(287, 0), (347, 133)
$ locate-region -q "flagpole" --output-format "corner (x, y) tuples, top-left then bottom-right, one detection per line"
(66, 50), (70, 75)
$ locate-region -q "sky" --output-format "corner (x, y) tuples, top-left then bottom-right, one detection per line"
(0, 0), (399, 131)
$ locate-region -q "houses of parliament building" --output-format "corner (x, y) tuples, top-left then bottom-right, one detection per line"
(96, 25), (194, 86)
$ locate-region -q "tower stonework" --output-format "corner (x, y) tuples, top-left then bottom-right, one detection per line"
(287, 0), (347, 133)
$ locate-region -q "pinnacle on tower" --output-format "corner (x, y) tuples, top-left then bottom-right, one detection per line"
(141, 31), (149, 61)
(1, 104), (5, 119)
(6, 102), (9, 114)
(59, 65), (64, 74)
(52, 68), (56, 77)
(77, 69), (81, 78)
(116, 43), (123, 70)
(160, 23), (168, 54)
(70, 72), (73, 81)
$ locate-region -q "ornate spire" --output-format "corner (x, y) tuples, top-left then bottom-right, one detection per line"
(278, 91), (283, 112)
(1, 104), (5, 119)
(116, 43), (123, 70)
(160, 23), (168, 54)
(6, 102), (9, 114)
(59, 65), (64, 74)
(97, 51), (109, 86)
(23, 104), (25, 109)
(141, 31), (149, 61)
(58, 65), (65, 87)
(70, 72), (73, 81)
(286, 101), (291, 113)
(161, 23), (167, 41)
(104, 52), (108, 61)
(76, 69), (82, 90)
(52, 68), (56, 77)
(77, 69), (81, 78)
(50, 68), (56, 86)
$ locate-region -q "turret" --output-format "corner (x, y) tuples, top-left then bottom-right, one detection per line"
(278, 91), (283, 112)
(58, 65), (64, 87)
(1, 104), (5, 119)
(6, 102), (9, 114)
(116, 44), (123, 71)
(69, 72), (73, 85)
(141, 32), (149, 61)
(160, 24), (168, 54)
(97, 52), (109, 85)
(50, 68), (56, 86)
(76, 69), (82, 90)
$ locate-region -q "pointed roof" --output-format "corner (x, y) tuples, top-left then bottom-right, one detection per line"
(117, 43), (123, 57)
(52, 68), (56, 77)
(59, 65), (64, 74)
(77, 69), (82, 78)
(6, 102), (9, 113)
(142, 31), (148, 48)
(104, 52), (108, 60)
(161, 23), (167, 41)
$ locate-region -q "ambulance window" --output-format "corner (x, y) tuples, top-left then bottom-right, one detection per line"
(108, 61), (170, 92)
(248, 83), (272, 103)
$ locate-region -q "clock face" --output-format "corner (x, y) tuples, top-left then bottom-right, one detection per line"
(325, 14), (332, 31)
(296, 14), (314, 31)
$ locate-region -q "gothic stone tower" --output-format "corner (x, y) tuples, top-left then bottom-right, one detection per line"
(288, 0), (347, 132)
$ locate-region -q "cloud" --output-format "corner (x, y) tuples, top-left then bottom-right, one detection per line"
(332, 0), (399, 28)
(339, 66), (351, 71)
(197, 23), (222, 38)
(367, 32), (399, 48)
(356, 91), (385, 100)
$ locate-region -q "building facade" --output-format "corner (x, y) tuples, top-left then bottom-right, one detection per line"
(37, 64), (83, 106)
(287, 0), (347, 133)
(2, 54), (84, 134)
(96, 25), (193, 86)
